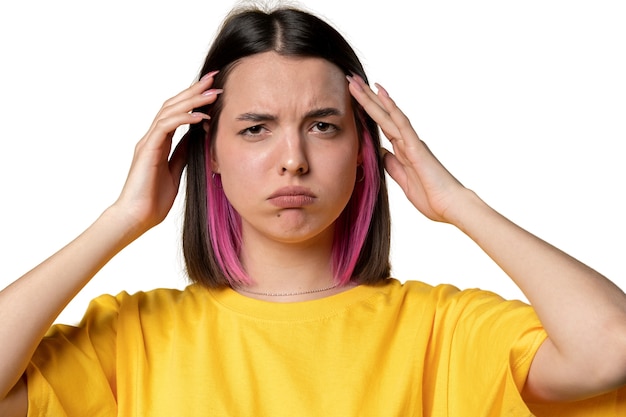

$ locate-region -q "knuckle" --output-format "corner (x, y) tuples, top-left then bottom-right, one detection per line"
(162, 96), (177, 108)
(153, 117), (171, 132)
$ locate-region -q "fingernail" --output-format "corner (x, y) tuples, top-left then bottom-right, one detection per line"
(201, 70), (219, 81)
(353, 74), (368, 85)
(202, 89), (224, 96)
(346, 75), (363, 92)
(375, 83), (390, 98)
(191, 112), (211, 120)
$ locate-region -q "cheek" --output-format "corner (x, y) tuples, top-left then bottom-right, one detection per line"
(217, 148), (270, 206)
(214, 136), (254, 177)
(220, 160), (254, 191)
(316, 147), (359, 197)
(338, 166), (358, 201)
(330, 140), (359, 176)
(340, 145), (361, 199)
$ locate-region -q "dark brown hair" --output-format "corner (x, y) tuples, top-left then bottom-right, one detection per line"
(182, 6), (391, 287)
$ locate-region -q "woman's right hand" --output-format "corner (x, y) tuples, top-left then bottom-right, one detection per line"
(0, 71), (222, 415)
(112, 71), (222, 237)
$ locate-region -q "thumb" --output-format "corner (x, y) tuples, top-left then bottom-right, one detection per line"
(382, 148), (407, 188)
(169, 132), (191, 184)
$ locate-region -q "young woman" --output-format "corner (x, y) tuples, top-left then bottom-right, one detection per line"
(1, 5), (625, 416)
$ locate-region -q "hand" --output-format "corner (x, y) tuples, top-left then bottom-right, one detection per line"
(347, 74), (467, 224)
(112, 71), (222, 235)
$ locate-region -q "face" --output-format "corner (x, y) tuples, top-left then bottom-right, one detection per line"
(211, 52), (361, 249)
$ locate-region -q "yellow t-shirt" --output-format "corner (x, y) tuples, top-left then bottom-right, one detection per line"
(26, 279), (625, 416)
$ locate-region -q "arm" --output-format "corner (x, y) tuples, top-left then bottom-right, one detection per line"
(347, 74), (626, 402)
(0, 73), (221, 412)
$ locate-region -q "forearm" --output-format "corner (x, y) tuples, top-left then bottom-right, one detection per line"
(451, 189), (626, 399)
(349, 74), (626, 399)
(0, 205), (142, 399)
(0, 69), (215, 404)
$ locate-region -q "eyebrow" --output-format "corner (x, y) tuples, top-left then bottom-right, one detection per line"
(305, 107), (343, 119)
(236, 112), (276, 122)
(235, 107), (344, 122)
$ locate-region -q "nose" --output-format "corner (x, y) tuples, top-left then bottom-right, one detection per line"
(279, 133), (309, 176)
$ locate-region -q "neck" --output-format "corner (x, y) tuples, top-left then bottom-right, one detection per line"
(237, 227), (341, 301)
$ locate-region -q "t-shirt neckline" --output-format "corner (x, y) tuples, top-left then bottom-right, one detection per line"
(205, 279), (396, 322)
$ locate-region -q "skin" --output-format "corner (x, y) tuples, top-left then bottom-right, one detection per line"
(211, 53), (361, 295)
(1, 51), (626, 415)
(0, 72), (221, 416)
(347, 74), (626, 402)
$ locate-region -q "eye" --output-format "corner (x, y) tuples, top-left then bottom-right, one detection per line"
(310, 122), (339, 135)
(239, 125), (268, 136)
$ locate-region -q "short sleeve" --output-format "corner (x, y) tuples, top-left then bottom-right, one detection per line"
(529, 388), (626, 416)
(441, 286), (626, 416)
(26, 293), (124, 417)
(441, 287), (547, 415)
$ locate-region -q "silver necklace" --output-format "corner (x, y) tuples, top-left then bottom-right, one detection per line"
(233, 282), (342, 297)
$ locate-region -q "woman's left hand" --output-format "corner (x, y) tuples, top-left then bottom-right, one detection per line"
(349, 75), (626, 402)
(347, 74), (467, 224)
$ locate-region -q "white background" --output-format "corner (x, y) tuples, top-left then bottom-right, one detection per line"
(1, 0), (624, 325)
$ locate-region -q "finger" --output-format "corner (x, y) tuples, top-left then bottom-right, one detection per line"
(351, 74), (386, 109)
(150, 112), (210, 141)
(135, 112), (209, 162)
(381, 148), (408, 188)
(347, 76), (402, 140)
(155, 89), (222, 127)
(160, 70), (220, 110)
(373, 83), (420, 145)
(347, 78), (413, 167)
(169, 131), (191, 184)
(371, 83), (437, 169)
(143, 90), (220, 145)
(146, 72), (219, 134)
(347, 75), (388, 120)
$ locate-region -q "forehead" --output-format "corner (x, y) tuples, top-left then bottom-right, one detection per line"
(221, 52), (350, 114)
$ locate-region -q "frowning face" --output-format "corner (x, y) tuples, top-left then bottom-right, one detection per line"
(212, 52), (360, 249)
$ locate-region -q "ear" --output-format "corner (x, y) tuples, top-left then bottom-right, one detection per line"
(210, 146), (220, 174)
(204, 123), (221, 174)
(211, 157), (220, 174)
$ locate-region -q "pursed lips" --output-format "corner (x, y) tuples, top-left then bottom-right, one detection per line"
(268, 186), (316, 208)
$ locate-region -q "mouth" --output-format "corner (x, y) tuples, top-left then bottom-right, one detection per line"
(268, 186), (316, 208)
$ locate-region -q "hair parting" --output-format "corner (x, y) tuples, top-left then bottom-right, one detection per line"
(182, 6), (391, 288)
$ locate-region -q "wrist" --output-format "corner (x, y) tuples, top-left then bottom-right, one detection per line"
(98, 204), (150, 249)
(443, 188), (491, 231)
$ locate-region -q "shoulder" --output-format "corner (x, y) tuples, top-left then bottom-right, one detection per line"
(378, 278), (536, 323)
(119, 284), (211, 309)
(78, 284), (212, 324)
(376, 278), (502, 305)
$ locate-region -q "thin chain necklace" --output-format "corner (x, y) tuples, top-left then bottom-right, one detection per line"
(233, 282), (342, 297)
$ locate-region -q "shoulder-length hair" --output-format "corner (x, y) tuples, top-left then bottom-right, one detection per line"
(183, 6), (391, 287)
